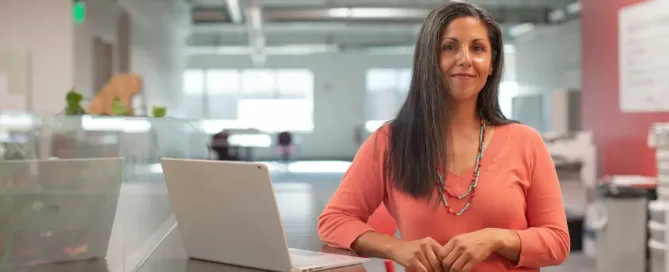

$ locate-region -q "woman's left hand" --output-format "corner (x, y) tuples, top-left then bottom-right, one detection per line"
(438, 228), (501, 272)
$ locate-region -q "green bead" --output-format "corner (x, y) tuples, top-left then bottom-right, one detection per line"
(438, 121), (486, 216)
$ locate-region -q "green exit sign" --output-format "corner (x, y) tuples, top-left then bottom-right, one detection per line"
(73, 1), (86, 24)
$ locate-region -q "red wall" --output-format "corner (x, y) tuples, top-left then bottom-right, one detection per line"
(581, 0), (668, 178)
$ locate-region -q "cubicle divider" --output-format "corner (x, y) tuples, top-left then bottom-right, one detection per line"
(0, 111), (208, 272)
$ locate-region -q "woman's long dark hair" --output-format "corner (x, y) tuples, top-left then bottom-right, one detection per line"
(384, 2), (516, 198)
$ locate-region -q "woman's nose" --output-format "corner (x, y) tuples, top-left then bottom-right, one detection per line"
(456, 48), (472, 67)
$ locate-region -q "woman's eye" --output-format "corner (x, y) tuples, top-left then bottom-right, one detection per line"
(443, 44), (455, 51)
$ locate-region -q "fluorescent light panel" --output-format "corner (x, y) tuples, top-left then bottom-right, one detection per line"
(186, 44), (338, 55)
(566, 2), (582, 14)
(509, 23), (535, 37)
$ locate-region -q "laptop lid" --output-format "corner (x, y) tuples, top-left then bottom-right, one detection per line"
(0, 158), (124, 266)
(160, 158), (292, 272)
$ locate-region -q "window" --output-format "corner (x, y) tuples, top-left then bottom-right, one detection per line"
(366, 68), (412, 93)
(241, 69), (275, 95)
(238, 69), (314, 131)
(236, 69), (314, 98)
(500, 44), (518, 117)
(238, 99), (314, 132)
(364, 68), (412, 131)
(183, 68), (315, 132)
(206, 70), (240, 95)
(276, 69), (313, 97)
(366, 69), (398, 92)
(397, 69), (412, 92)
(183, 69), (204, 95)
(499, 81), (519, 118)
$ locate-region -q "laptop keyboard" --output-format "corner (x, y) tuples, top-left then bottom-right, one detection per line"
(289, 249), (332, 267)
(290, 249), (327, 257)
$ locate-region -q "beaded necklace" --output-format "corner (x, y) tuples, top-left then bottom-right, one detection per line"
(436, 120), (486, 216)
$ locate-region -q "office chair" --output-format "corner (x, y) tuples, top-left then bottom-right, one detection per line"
(276, 131), (296, 163)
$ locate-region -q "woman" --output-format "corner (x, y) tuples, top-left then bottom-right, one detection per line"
(317, 2), (569, 272)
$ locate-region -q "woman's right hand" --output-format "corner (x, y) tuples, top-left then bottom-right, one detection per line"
(388, 237), (443, 272)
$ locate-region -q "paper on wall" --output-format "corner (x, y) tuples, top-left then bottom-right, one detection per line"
(0, 73), (26, 111)
(0, 73), (7, 94)
(619, 0), (669, 112)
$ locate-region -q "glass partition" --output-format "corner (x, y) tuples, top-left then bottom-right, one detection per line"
(0, 111), (208, 272)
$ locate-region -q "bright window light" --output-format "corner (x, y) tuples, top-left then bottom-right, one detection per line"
(509, 23), (535, 37)
(200, 119), (249, 134)
(260, 161), (352, 173)
(0, 114), (35, 130)
(499, 81), (520, 118)
(237, 99), (314, 132)
(365, 120), (388, 132)
(183, 69), (204, 95)
(81, 116), (151, 133)
(228, 134), (272, 147)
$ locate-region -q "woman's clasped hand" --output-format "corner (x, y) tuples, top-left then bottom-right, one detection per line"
(389, 229), (501, 272)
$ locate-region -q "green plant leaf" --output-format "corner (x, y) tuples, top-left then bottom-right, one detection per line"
(152, 106), (167, 118)
(64, 88), (86, 115)
(111, 97), (130, 116)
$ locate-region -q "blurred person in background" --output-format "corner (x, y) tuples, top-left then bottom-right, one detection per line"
(318, 2), (569, 272)
(210, 131), (239, 161)
(276, 131), (295, 165)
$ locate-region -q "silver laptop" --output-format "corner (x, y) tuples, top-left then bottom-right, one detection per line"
(0, 158), (124, 267)
(160, 158), (368, 272)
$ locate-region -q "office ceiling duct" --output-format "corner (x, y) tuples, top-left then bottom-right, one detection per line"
(243, 0), (266, 64)
(193, 6), (551, 24)
(224, 0), (243, 23)
(186, 0), (582, 53)
(263, 8), (430, 22)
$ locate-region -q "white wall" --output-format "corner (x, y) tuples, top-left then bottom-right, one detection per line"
(0, 0), (75, 114)
(512, 20), (581, 132)
(74, 0), (190, 115)
(188, 53), (413, 160)
(514, 20), (581, 94)
(127, 1), (189, 115)
(131, 28), (188, 115)
(0, 0), (188, 115)
(74, 0), (124, 97)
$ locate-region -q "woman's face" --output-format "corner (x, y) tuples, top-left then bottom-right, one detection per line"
(439, 16), (493, 101)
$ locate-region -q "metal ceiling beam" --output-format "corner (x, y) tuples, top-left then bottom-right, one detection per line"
(186, 1), (580, 52)
(193, 6), (551, 25)
(263, 7), (430, 22)
(258, 0), (552, 9)
(188, 30), (421, 46)
(224, 0), (243, 23)
(192, 7), (229, 23)
(244, 0), (266, 64)
(191, 22), (422, 34)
